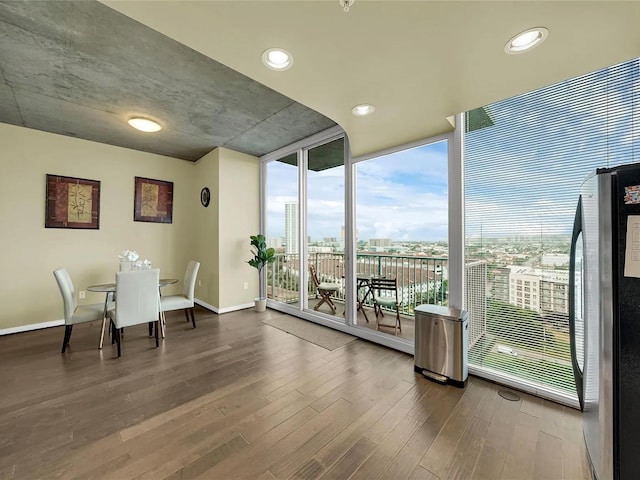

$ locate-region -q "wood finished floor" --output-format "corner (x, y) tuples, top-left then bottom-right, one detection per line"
(307, 297), (416, 341)
(0, 307), (590, 480)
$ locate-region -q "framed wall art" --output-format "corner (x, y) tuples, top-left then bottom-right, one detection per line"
(45, 174), (100, 229)
(134, 176), (173, 223)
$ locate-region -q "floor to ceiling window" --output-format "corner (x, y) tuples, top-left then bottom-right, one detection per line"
(304, 137), (346, 321)
(265, 152), (299, 308)
(464, 58), (640, 404)
(262, 126), (449, 352)
(354, 139), (449, 341)
(263, 128), (351, 326)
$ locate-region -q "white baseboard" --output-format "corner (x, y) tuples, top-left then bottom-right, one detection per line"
(1, 300), (254, 336)
(217, 302), (255, 314)
(0, 319), (64, 336)
(194, 299), (254, 315)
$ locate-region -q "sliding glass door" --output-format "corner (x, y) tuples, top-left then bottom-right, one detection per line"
(262, 125), (451, 353)
(353, 138), (449, 342)
(265, 152), (300, 308)
(304, 137), (346, 321)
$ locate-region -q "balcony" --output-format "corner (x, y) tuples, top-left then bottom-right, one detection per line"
(267, 253), (574, 397)
(266, 252), (451, 341)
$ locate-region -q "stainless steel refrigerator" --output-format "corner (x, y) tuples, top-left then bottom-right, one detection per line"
(570, 163), (640, 480)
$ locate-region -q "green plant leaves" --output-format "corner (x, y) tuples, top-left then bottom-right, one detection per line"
(248, 234), (276, 272)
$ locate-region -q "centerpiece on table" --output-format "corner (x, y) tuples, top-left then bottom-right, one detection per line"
(118, 250), (139, 271)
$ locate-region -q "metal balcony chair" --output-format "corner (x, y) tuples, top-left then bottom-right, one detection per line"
(309, 264), (341, 315)
(370, 277), (402, 335)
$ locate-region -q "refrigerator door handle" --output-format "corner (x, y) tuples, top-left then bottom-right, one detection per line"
(569, 195), (584, 411)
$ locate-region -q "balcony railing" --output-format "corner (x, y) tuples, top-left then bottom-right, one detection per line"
(266, 252), (449, 316)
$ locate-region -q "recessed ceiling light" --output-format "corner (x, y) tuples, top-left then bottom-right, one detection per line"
(505, 27), (549, 54)
(262, 48), (293, 71)
(352, 104), (375, 116)
(128, 117), (162, 132)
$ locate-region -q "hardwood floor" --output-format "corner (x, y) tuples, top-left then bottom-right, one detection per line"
(0, 307), (590, 479)
(307, 297), (416, 341)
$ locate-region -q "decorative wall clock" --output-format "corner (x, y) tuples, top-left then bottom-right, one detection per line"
(200, 187), (210, 207)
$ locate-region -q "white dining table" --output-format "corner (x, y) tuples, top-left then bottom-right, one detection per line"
(88, 278), (178, 349)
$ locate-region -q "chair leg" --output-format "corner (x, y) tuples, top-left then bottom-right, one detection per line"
(184, 309), (190, 322)
(190, 308), (196, 328)
(326, 297), (336, 315)
(148, 322), (153, 337)
(155, 319), (159, 347)
(61, 325), (73, 353)
(315, 291), (336, 315)
(114, 322), (121, 358)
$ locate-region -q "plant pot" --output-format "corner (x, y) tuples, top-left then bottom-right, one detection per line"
(254, 297), (267, 312)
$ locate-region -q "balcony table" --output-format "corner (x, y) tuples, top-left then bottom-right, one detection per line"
(354, 275), (386, 322)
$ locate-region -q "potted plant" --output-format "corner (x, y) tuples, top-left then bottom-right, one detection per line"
(247, 234), (276, 312)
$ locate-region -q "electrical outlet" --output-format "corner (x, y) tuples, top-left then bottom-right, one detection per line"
(79, 290), (86, 299)
(243, 282), (249, 290)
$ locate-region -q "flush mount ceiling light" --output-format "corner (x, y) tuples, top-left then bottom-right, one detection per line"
(505, 27), (549, 54)
(352, 104), (375, 116)
(262, 48), (293, 71)
(127, 117), (161, 132)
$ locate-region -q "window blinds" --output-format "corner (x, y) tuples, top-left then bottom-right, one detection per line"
(464, 58), (640, 402)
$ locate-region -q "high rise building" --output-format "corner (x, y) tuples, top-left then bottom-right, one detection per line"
(507, 266), (568, 316)
(369, 238), (392, 247)
(285, 202), (298, 254)
(268, 236), (283, 250)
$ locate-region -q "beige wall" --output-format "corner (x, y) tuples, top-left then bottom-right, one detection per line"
(192, 148), (221, 308)
(0, 123), (259, 330)
(191, 148), (260, 310)
(217, 148), (260, 309)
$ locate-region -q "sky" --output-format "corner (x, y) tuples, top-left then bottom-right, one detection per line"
(266, 57), (640, 245)
(266, 140), (448, 242)
(465, 59), (640, 240)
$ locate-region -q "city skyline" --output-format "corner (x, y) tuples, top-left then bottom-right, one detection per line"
(466, 59), (640, 240)
(267, 58), (639, 249)
(266, 140), (449, 243)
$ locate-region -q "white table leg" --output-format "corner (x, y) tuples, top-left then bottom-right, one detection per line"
(98, 292), (111, 349)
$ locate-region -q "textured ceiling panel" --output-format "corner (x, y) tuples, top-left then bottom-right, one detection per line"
(0, 0), (336, 161)
(102, 1), (640, 158)
(225, 103), (342, 156)
(0, 81), (22, 126)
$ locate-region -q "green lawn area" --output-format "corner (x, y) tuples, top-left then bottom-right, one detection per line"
(470, 350), (576, 393)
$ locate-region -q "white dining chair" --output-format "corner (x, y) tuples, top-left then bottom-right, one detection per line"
(53, 268), (106, 353)
(160, 260), (200, 328)
(108, 269), (161, 358)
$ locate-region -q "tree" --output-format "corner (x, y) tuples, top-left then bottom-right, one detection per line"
(486, 299), (544, 349)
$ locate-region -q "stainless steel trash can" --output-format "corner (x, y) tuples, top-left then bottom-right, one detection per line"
(414, 305), (468, 388)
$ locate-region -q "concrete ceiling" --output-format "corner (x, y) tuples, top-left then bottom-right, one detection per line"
(102, 0), (640, 158)
(2, 2), (640, 163)
(0, 1), (336, 161)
